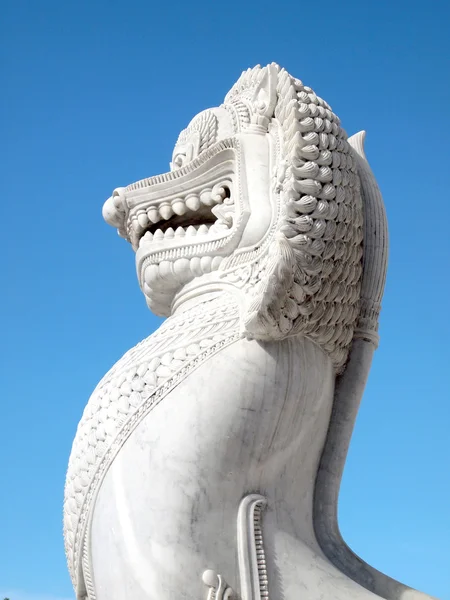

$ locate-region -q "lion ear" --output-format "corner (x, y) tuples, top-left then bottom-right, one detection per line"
(250, 63), (278, 121)
(347, 130), (389, 347)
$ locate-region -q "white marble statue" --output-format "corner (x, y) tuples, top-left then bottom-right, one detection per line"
(64, 64), (437, 600)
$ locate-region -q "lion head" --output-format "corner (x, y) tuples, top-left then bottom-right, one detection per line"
(103, 64), (365, 370)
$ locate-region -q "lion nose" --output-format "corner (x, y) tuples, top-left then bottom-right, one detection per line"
(102, 187), (126, 228)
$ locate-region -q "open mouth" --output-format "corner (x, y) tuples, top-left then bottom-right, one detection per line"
(131, 183), (235, 249)
(103, 140), (240, 252)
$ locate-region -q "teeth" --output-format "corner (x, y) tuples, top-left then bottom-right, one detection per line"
(190, 256), (202, 277)
(137, 213), (149, 228)
(159, 204), (173, 220)
(147, 208), (160, 224)
(142, 252), (223, 293)
(173, 258), (192, 284)
(185, 195), (200, 211)
(158, 260), (173, 280)
(144, 264), (161, 286)
(172, 200), (187, 216)
(211, 204), (234, 224)
(200, 189), (214, 206)
(211, 220), (229, 233)
(133, 220), (144, 235)
(211, 256), (223, 270)
(211, 185), (227, 204)
(200, 256), (212, 273)
(141, 231), (153, 243)
(136, 184), (235, 250)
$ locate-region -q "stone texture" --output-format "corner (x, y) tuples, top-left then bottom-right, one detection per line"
(64, 64), (436, 600)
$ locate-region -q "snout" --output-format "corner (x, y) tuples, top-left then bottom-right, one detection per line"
(102, 187), (127, 229)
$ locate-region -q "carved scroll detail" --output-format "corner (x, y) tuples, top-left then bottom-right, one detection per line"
(202, 569), (235, 600)
(237, 494), (269, 599)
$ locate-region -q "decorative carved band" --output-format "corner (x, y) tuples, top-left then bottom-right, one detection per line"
(237, 494), (269, 600)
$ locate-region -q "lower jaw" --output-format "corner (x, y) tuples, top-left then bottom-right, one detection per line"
(139, 254), (228, 317)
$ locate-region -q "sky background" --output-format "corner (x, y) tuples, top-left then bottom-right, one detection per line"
(2, 0), (450, 598)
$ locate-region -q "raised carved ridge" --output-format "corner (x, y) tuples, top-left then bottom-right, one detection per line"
(348, 130), (388, 347)
(127, 139), (237, 191)
(237, 494), (269, 600)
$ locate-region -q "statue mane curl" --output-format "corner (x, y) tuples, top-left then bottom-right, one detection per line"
(223, 64), (364, 371)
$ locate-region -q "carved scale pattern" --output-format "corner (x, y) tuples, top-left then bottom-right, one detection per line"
(223, 65), (363, 371)
(64, 296), (240, 587)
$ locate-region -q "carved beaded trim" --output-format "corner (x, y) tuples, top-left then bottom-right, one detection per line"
(237, 494), (269, 599)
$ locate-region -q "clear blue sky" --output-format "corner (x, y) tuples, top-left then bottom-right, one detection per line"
(2, 0), (449, 598)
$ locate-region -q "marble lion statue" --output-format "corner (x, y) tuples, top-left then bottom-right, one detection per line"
(64, 64), (436, 600)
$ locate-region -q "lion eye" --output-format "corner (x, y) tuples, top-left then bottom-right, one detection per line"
(172, 154), (186, 169)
